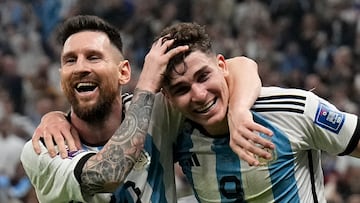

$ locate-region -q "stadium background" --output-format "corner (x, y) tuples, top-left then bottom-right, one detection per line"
(0, 0), (359, 202)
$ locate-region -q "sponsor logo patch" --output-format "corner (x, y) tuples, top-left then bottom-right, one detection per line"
(315, 103), (345, 134)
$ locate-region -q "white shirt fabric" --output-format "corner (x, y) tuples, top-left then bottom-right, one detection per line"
(21, 93), (184, 203)
(174, 87), (359, 203)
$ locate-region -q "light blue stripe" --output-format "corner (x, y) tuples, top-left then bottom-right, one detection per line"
(253, 112), (300, 202)
(175, 122), (199, 201)
(114, 133), (168, 202)
(145, 134), (167, 203)
(213, 138), (245, 203)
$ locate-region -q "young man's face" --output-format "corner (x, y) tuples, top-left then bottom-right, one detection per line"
(164, 51), (230, 134)
(60, 31), (130, 120)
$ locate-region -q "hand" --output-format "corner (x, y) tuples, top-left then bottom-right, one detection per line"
(32, 111), (81, 158)
(136, 37), (188, 92)
(228, 108), (274, 166)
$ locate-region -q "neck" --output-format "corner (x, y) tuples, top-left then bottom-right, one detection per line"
(203, 120), (229, 138)
(70, 100), (123, 146)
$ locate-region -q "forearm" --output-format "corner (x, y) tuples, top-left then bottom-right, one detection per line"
(227, 56), (261, 109)
(81, 88), (155, 194)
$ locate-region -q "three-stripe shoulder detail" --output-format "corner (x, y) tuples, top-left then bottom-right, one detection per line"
(252, 94), (306, 114)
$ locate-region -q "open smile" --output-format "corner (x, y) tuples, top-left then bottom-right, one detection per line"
(194, 98), (217, 114)
(75, 82), (98, 93)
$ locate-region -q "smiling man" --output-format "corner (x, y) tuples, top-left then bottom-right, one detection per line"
(154, 22), (360, 203)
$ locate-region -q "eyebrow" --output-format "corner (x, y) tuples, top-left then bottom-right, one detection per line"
(62, 49), (103, 60)
(167, 65), (209, 89)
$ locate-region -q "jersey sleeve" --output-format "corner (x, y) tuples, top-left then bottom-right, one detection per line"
(20, 140), (100, 202)
(150, 93), (184, 143)
(303, 90), (360, 155)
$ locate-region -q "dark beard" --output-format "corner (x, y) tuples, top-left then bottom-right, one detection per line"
(64, 86), (118, 125)
(73, 98), (113, 125)
(61, 74), (119, 125)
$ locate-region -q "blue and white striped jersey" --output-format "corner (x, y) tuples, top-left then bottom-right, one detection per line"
(175, 87), (360, 203)
(21, 93), (184, 203)
(111, 93), (183, 203)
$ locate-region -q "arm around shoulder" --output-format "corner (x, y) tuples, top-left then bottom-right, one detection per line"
(20, 140), (96, 202)
(225, 56), (274, 166)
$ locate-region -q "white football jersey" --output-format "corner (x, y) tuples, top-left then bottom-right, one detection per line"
(175, 87), (359, 203)
(21, 93), (184, 203)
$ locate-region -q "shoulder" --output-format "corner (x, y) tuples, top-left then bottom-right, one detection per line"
(255, 87), (312, 115)
(259, 86), (311, 98)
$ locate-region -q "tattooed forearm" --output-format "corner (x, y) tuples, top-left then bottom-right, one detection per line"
(80, 89), (155, 195)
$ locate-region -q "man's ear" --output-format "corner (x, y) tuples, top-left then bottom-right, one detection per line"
(161, 88), (177, 108)
(161, 88), (170, 100)
(118, 60), (131, 85)
(217, 54), (229, 76)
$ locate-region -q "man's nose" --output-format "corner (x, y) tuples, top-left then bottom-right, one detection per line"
(190, 84), (207, 102)
(72, 57), (91, 73)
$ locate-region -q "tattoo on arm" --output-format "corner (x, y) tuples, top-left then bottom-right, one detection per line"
(80, 89), (155, 195)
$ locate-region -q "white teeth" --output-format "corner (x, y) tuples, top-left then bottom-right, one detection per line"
(76, 82), (96, 88)
(196, 99), (216, 113)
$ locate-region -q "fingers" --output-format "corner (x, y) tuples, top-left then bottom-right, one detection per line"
(247, 123), (274, 149)
(233, 128), (274, 155)
(61, 128), (78, 155)
(32, 129), (80, 159)
(32, 128), (43, 154)
(230, 139), (260, 166)
(155, 37), (189, 58)
(138, 37), (189, 92)
(43, 131), (57, 158)
(53, 132), (68, 158)
(30, 111), (79, 158)
(32, 127), (61, 157)
(229, 122), (275, 166)
(253, 123), (273, 137)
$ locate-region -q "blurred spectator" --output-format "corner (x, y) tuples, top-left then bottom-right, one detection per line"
(335, 156), (360, 202)
(0, 91), (32, 203)
(30, 0), (62, 59)
(0, 90), (34, 141)
(0, 52), (25, 114)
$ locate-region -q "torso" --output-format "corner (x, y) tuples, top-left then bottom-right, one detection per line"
(175, 87), (359, 203)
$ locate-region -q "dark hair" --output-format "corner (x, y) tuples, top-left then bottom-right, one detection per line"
(155, 22), (213, 87)
(57, 15), (123, 52)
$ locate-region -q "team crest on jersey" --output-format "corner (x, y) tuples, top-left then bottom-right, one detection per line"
(253, 132), (277, 166)
(315, 102), (345, 134)
(133, 150), (151, 170)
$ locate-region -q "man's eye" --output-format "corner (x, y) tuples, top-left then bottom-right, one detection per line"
(88, 55), (100, 61)
(173, 86), (190, 96)
(65, 58), (76, 64)
(198, 72), (209, 82)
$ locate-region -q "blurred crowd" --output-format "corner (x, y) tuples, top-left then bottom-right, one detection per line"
(0, 0), (359, 202)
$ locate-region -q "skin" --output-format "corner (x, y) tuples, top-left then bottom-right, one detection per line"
(45, 31), (188, 194)
(34, 58), (274, 166)
(33, 36), (274, 178)
(163, 51), (231, 136)
(162, 50), (360, 159)
(34, 54), (274, 166)
(60, 31), (126, 145)
(163, 52), (230, 135)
